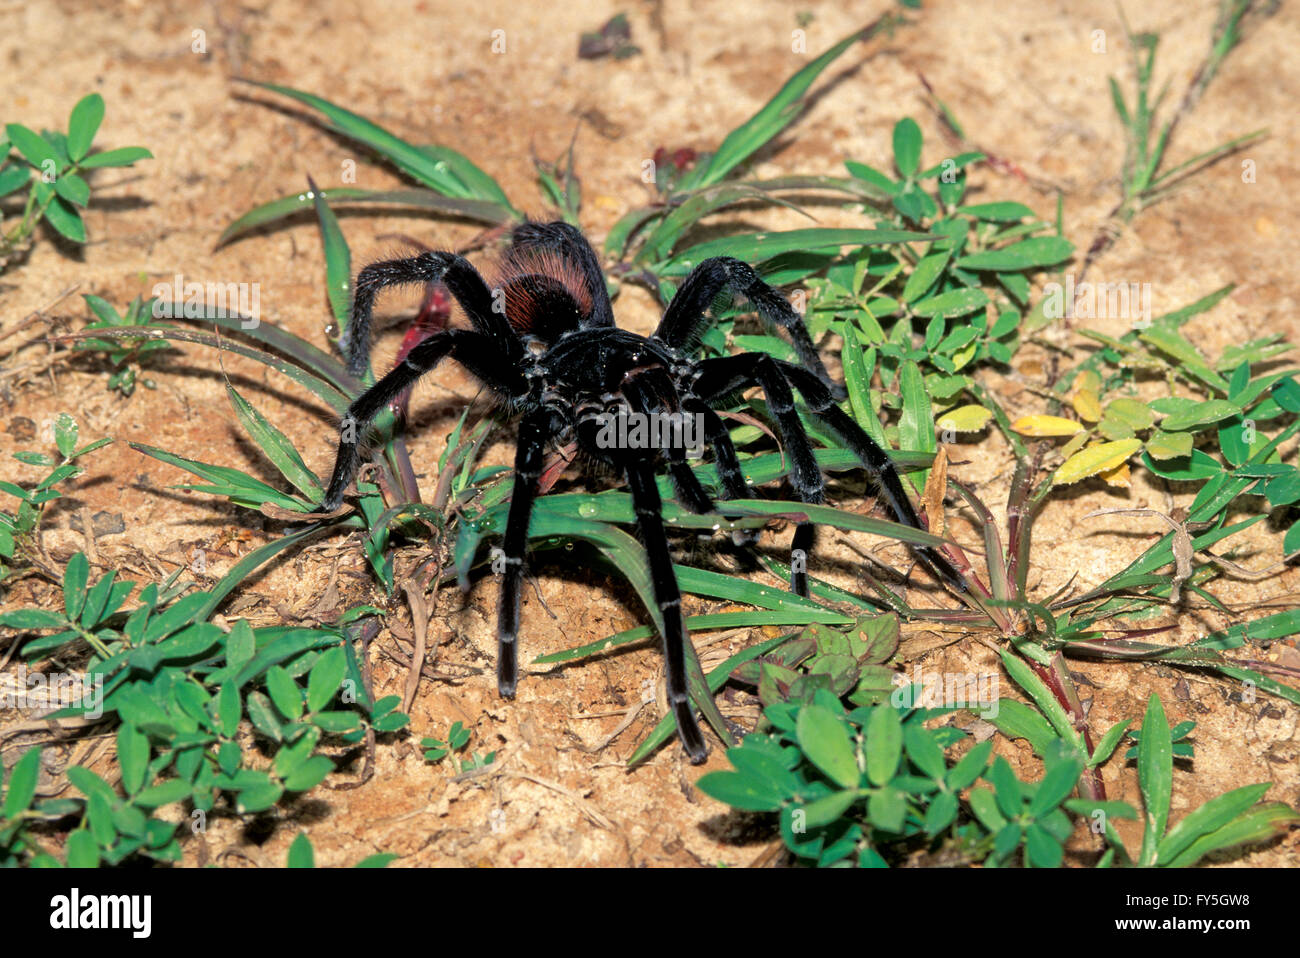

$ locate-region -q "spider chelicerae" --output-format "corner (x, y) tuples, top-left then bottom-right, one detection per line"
(316, 220), (966, 763)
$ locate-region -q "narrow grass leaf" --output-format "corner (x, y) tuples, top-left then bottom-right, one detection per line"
(225, 384), (323, 500)
(308, 181), (352, 330)
(684, 28), (866, 188)
(1137, 693), (1173, 865)
(1165, 803), (1300, 868)
(219, 187), (510, 246)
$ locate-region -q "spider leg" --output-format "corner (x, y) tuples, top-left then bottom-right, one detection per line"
(693, 354), (825, 596)
(682, 398), (759, 546)
(341, 250), (519, 378)
(623, 456), (709, 764)
(496, 407), (561, 696)
(654, 256), (846, 399)
(620, 372), (715, 515)
(320, 329), (521, 511)
(776, 360), (968, 594)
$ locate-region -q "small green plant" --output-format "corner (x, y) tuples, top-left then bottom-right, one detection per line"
(0, 747), (84, 866)
(0, 548), (410, 866)
(421, 720), (471, 763)
(1083, 1), (1268, 271)
(75, 295), (172, 396)
(422, 721), (496, 773)
(1051, 696), (1296, 867)
(730, 615), (900, 710)
(0, 93), (151, 270)
(697, 686), (1296, 867)
(0, 413), (111, 585)
(695, 686), (1039, 867)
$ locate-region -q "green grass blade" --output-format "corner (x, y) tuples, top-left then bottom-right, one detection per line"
(225, 384), (324, 501)
(635, 184), (811, 265)
(307, 180), (352, 335)
(999, 649), (1082, 748)
(243, 82), (509, 202)
(603, 206), (666, 258)
(681, 27), (869, 189)
(1147, 129), (1266, 193)
(58, 326), (351, 412)
(742, 173), (892, 204)
(1165, 802), (1300, 868)
(218, 187), (512, 246)
(521, 491), (950, 551)
(1210, 665), (1300, 708)
(1137, 693), (1173, 865)
(419, 145), (516, 210)
(1157, 782), (1271, 865)
(1099, 515), (1265, 591)
(164, 304), (354, 394)
(661, 228), (934, 276)
(197, 522), (352, 622)
(129, 442), (310, 513)
(627, 630), (795, 765)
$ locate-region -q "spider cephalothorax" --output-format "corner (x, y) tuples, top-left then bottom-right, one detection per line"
(318, 220), (965, 763)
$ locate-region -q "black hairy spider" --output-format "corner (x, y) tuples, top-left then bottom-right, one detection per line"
(316, 220), (965, 763)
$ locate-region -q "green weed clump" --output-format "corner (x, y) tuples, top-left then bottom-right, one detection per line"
(1, 93), (151, 271)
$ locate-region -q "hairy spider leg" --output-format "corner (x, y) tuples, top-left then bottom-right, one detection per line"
(496, 406), (562, 696)
(681, 398), (760, 546)
(623, 455), (709, 764)
(653, 256), (846, 399)
(776, 362), (969, 595)
(615, 374), (711, 759)
(692, 353), (826, 596)
(319, 329), (522, 511)
(341, 250), (519, 378)
(621, 367), (716, 516)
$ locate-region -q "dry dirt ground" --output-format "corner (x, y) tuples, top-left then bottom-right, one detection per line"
(1, 0), (1298, 867)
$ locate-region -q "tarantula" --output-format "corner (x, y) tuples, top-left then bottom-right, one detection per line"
(316, 220), (965, 763)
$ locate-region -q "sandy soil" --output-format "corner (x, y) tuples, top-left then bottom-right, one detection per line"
(1, 0), (1297, 867)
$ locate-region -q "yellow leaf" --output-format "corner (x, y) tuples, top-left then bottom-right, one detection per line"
(952, 339), (978, 371)
(1100, 462), (1131, 487)
(937, 405), (993, 434)
(1060, 430), (1090, 460)
(1011, 415), (1084, 437)
(1077, 370), (1102, 393)
(1072, 387), (1103, 422)
(1054, 439), (1143, 486)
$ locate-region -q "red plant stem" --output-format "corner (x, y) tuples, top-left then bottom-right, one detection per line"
(1028, 654), (1106, 802)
